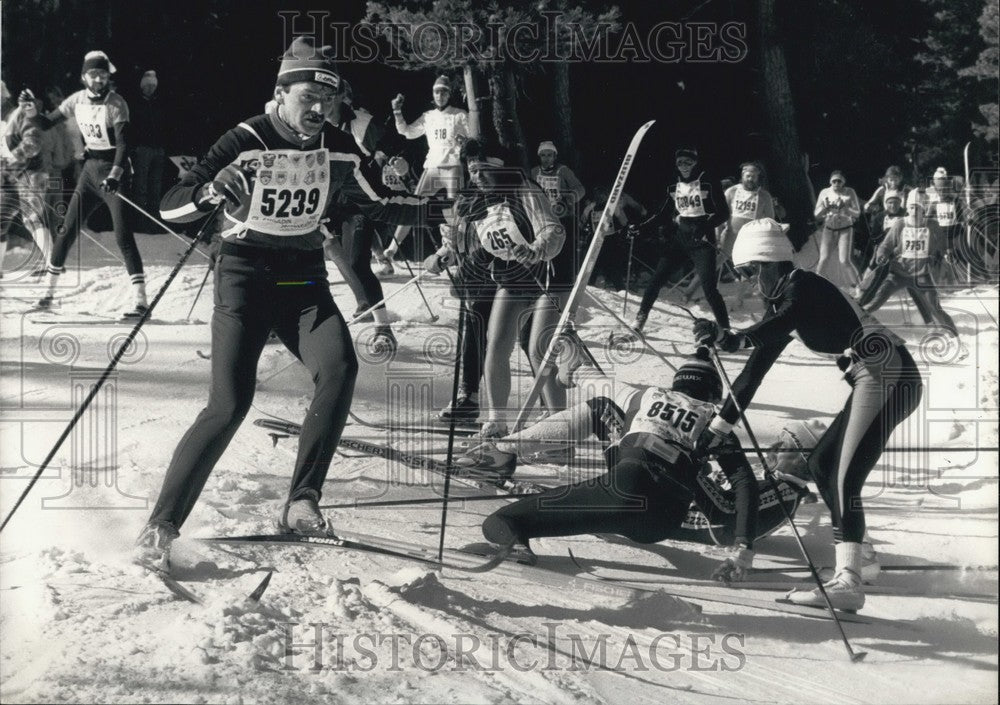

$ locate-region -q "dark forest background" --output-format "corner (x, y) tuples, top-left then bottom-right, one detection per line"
(2, 0), (996, 240)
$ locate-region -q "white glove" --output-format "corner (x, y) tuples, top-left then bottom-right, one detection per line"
(389, 156), (409, 177)
(711, 545), (754, 583)
(512, 243), (543, 265)
(391, 93), (404, 112)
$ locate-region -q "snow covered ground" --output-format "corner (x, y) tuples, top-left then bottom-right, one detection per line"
(1, 232), (997, 705)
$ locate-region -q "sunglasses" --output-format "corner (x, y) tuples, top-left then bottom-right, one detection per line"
(733, 263), (761, 281)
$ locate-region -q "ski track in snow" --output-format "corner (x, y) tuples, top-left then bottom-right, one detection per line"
(0, 236), (997, 704)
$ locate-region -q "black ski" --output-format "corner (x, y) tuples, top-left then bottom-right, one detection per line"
(198, 533), (509, 573)
(142, 566), (203, 605)
(252, 418), (546, 495)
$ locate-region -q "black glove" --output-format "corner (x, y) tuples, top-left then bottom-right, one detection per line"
(100, 175), (120, 194)
(692, 318), (743, 353)
(694, 425), (728, 459)
(199, 164), (253, 207)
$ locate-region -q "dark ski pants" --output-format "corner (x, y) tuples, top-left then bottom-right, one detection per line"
(808, 345), (922, 543)
(639, 225), (729, 328)
(341, 212), (385, 311)
(50, 158), (143, 275)
(149, 243), (357, 530)
(483, 447), (695, 546)
(865, 271), (958, 337)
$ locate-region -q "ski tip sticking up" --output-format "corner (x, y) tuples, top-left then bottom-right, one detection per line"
(510, 119), (656, 434)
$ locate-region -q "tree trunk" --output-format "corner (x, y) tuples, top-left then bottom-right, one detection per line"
(756, 0), (814, 248)
(463, 65), (481, 139)
(552, 61), (580, 173)
(489, 64), (530, 170)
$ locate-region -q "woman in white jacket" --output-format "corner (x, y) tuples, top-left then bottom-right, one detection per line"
(814, 170), (861, 289)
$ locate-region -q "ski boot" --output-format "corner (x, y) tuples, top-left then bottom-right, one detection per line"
(375, 257), (395, 277)
(478, 515), (537, 565)
(478, 420), (509, 440)
(786, 569), (865, 612)
(439, 392), (480, 423)
(455, 441), (517, 480)
(860, 541), (881, 584)
(277, 490), (336, 537)
(120, 304), (149, 321)
(352, 305), (375, 323)
(371, 325), (398, 357)
(133, 521), (179, 573)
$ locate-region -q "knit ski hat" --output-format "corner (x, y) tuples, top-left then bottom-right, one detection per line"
(82, 50), (116, 74)
(433, 75), (451, 91)
(675, 147), (698, 162)
(672, 347), (722, 404)
(830, 170), (846, 184)
(277, 37), (339, 89)
(732, 218), (794, 267)
(884, 165), (902, 179)
(933, 167), (948, 179)
(537, 141), (558, 155)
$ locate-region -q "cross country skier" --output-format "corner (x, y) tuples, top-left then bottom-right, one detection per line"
(428, 138), (565, 438)
(914, 167), (968, 284)
(266, 79), (401, 350)
(631, 147), (731, 335)
(723, 162), (775, 260)
(28, 51), (148, 317)
(863, 197), (967, 359)
(478, 348), (773, 580)
(384, 74), (468, 261)
(133, 38), (450, 571)
(1, 88), (53, 273)
(531, 140), (586, 296)
(326, 80), (403, 352)
(691, 217), (923, 610)
(813, 170), (862, 290)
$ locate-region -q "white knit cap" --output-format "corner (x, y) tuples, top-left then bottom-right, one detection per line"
(537, 140), (558, 155)
(906, 189), (928, 211)
(933, 167), (948, 179)
(732, 218), (794, 266)
(433, 75), (450, 91)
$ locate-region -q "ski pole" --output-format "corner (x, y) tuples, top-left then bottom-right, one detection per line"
(372, 224), (438, 322)
(116, 192), (212, 262)
(437, 278), (469, 564)
(0, 202), (225, 535)
(321, 492), (524, 510)
(522, 263), (606, 377)
(585, 291), (677, 372)
(622, 227), (636, 316)
(706, 345), (867, 663)
(186, 255), (215, 321)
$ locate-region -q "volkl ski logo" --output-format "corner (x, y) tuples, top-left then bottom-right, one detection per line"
(303, 537), (346, 546)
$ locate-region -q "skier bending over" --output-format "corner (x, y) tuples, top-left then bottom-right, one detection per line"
(478, 348), (776, 581)
(692, 217), (922, 610)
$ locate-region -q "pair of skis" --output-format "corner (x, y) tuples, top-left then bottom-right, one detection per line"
(252, 418), (545, 495)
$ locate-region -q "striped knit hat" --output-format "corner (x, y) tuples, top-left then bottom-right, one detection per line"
(433, 75), (451, 91)
(277, 37), (339, 89)
(672, 347), (722, 404)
